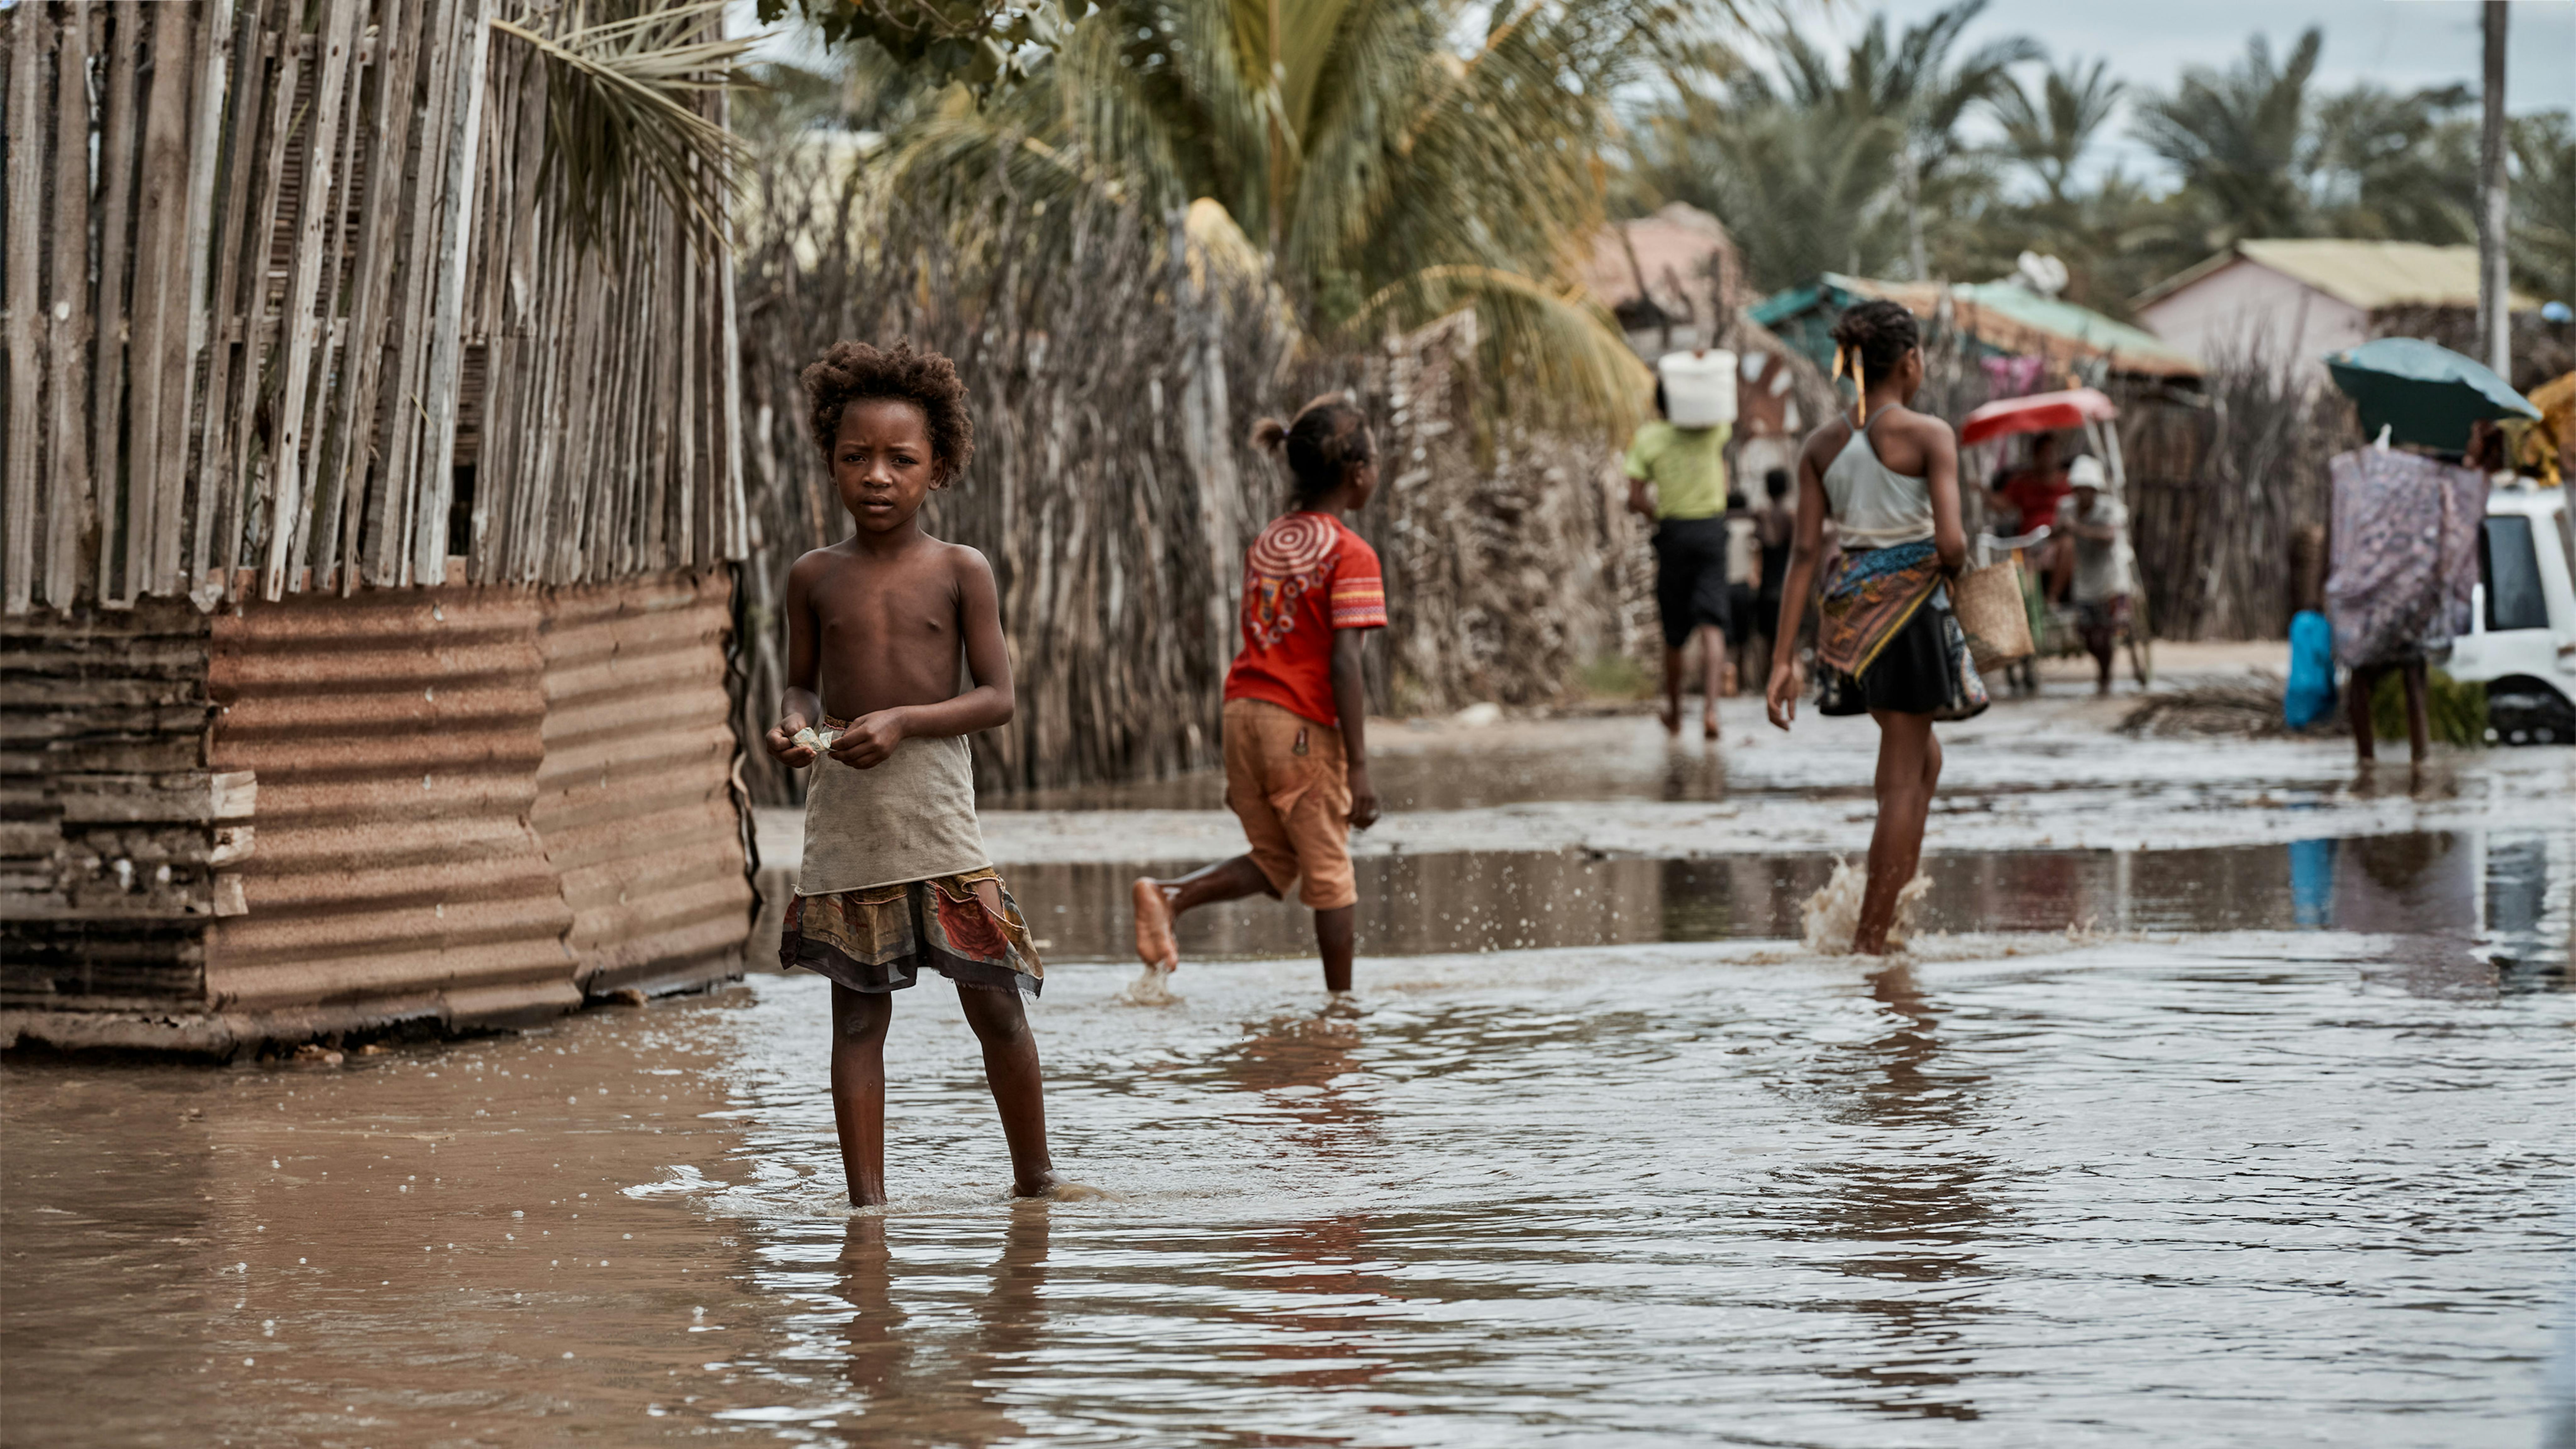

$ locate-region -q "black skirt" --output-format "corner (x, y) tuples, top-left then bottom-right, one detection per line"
(1817, 591), (1984, 719)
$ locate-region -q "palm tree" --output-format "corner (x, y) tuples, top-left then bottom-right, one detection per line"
(2307, 84), (2476, 245)
(1629, 2), (2033, 288)
(1990, 56), (2122, 208)
(2132, 27), (2323, 249)
(2513, 111), (2576, 306)
(893, 0), (1725, 430)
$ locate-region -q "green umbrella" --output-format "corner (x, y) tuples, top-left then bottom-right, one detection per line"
(2324, 337), (2540, 451)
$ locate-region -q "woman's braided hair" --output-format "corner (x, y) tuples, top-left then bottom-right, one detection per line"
(1829, 300), (1920, 387)
(1251, 392), (1374, 507)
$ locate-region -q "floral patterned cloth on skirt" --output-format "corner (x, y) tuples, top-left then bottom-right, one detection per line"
(2324, 448), (2487, 668)
(782, 868), (1044, 998)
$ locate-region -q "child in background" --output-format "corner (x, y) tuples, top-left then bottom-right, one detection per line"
(1132, 394), (1387, 995)
(766, 340), (1090, 1206)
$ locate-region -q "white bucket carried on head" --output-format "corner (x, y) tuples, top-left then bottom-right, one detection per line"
(1658, 350), (1738, 429)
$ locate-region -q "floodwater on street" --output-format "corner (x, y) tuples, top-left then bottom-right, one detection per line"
(6, 705), (2573, 1447)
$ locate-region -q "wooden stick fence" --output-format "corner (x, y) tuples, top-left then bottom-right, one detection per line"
(0, 0), (745, 617)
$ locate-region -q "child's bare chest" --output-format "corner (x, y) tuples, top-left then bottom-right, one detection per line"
(812, 565), (957, 652)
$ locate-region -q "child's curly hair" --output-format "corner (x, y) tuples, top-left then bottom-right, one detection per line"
(800, 340), (975, 482)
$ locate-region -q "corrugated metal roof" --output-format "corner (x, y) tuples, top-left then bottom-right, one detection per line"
(1752, 274), (2202, 379)
(2138, 240), (2541, 312)
(534, 572), (752, 996)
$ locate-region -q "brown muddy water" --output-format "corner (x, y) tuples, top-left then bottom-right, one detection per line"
(7, 914), (2573, 1445)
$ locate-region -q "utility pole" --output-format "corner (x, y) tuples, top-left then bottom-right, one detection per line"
(2476, 0), (2510, 378)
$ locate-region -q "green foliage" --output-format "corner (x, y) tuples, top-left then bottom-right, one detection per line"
(2513, 112), (2576, 305)
(2368, 667), (2486, 748)
(884, 0), (1724, 434)
(1619, 14), (2568, 321)
(754, 0), (1074, 92)
(1628, 0), (2032, 292)
(1578, 651), (1653, 701)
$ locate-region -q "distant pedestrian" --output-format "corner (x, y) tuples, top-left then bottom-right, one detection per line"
(1753, 467), (1796, 687)
(767, 340), (1093, 1206)
(1723, 489), (1760, 694)
(1624, 378), (1735, 738)
(1766, 301), (1977, 955)
(2051, 455), (2135, 693)
(1990, 430), (2069, 538)
(1132, 393), (1387, 996)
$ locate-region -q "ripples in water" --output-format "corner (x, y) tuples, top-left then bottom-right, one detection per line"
(11, 928), (2561, 1445)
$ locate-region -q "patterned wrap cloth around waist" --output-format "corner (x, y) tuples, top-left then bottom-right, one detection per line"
(1817, 539), (1946, 678)
(781, 868), (1043, 997)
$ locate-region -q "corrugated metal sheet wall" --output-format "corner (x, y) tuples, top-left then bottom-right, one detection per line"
(534, 572), (751, 995)
(1, 603), (220, 1011)
(0, 570), (749, 1053)
(204, 583), (579, 1033)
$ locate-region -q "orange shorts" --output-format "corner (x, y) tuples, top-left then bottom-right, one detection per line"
(1222, 697), (1356, 910)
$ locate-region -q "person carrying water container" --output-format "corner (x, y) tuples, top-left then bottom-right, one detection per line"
(1765, 301), (1982, 955)
(1623, 352), (1736, 739)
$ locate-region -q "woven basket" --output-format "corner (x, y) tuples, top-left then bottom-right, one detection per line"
(1955, 556), (2035, 669)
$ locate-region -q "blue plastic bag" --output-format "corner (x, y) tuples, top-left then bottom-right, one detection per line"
(2285, 609), (2336, 729)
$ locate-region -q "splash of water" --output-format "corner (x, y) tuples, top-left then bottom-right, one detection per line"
(1800, 858), (1931, 953)
(1119, 962), (1183, 1006)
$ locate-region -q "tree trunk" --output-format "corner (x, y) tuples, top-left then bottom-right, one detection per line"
(2476, 0), (2510, 378)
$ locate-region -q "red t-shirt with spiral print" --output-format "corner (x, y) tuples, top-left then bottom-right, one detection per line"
(1222, 512), (1387, 726)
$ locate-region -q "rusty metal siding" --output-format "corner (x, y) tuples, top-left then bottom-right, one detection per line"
(0, 603), (218, 1010)
(203, 588), (581, 1029)
(4, 571), (747, 1052)
(534, 572), (751, 995)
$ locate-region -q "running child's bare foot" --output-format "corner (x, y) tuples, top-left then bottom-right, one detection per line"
(1013, 1173), (1113, 1202)
(1657, 700), (1681, 735)
(1130, 877), (1178, 970)
(1702, 712), (1720, 742)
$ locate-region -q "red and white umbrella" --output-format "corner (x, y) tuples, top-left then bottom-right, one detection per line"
(1958, 387), (2119, 448)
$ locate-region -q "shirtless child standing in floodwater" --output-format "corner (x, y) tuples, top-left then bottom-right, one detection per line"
(765, 340), (1091, 1207)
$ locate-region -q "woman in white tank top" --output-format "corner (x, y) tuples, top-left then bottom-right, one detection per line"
(1763, 301), (1971, 955)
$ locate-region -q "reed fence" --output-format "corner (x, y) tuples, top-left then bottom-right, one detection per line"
(0, 0), (746, 617)
(729, 136), (1645, 802)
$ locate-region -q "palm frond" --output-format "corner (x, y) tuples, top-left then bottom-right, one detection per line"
(1352, 264), (1650, 437)
(493, 0), (754, 249)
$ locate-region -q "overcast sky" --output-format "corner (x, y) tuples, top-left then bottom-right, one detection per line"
(1858, 0), (2576, 186)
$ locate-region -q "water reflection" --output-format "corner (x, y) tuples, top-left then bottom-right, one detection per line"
(1007, 831), (2574, 988)
(833, 1209), (1048, 1447)
(1806, 963), (1997, 1422)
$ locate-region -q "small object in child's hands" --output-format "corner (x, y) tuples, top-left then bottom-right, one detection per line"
(792, 724), (841, 754)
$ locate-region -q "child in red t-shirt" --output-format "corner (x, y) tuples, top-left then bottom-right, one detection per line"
(1131, 394), (1386, 994)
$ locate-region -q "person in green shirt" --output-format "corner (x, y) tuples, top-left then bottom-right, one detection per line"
(1623, 380), (1735, 740)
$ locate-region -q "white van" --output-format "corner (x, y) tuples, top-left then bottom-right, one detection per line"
(2444, 480), (2576, 744)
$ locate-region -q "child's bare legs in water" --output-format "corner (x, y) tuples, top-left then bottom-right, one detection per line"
(1857, 708), (1942, 954)
(828, 980), (1080, 1206)
(1133, 858), (1356, 992)
(1660, 624), (1727, 741)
